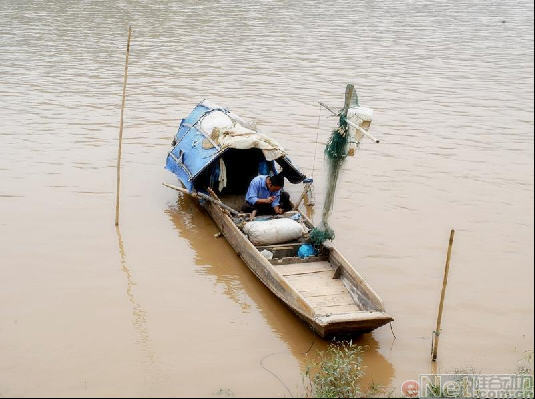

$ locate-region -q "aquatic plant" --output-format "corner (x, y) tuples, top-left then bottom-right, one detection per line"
(518, 350), (535, 376)
(214, 387), (234, 397)
(304, 342), (365, 398)
(416, 365), (534, 398)
(304, 345), (534, 398)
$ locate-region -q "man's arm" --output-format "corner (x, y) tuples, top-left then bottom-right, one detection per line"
(272, 190), (283, 213)
(271, 190), (281, 207)
(257, 197), (275, 204)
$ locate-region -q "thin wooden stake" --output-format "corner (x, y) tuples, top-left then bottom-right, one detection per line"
(115, 25), (132, 226)
(432, 229), (455, 361)
(162, 182), (241, 216)
(292, 181), (312, 211)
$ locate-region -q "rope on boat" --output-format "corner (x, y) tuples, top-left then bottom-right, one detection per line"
(311, 102), (322, 181)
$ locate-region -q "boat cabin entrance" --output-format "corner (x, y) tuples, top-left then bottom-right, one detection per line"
(193, 148), (305, 212)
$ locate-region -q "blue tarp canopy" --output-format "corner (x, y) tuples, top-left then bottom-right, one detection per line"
(165, 102), (220, 191)
(165, 101), (306, 192)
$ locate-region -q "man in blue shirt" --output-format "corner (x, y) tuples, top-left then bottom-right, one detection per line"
(242, 174), (291, 215)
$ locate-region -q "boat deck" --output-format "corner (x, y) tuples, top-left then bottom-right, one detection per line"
(274, 260), (361, 316)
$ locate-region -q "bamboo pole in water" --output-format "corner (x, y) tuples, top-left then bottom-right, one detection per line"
(432, 229), (455, 361)
(115, 26), (132, 226)
(162, 182), (241, 216)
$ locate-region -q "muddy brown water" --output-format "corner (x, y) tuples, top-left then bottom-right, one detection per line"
(0, 0), (533, 396)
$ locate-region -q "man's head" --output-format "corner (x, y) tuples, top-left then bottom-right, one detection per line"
(266, 174), (284, 192)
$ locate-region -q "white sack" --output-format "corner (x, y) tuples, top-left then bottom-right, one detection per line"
(197, 106), (286, 161)
(346, 106), (373, 143)
(199, 110), (233, 134)
(244, 219), (304, 245)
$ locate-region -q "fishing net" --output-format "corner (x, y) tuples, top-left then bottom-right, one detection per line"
(309, 115), (350, 245)
(309, 224), (335, 246)
(308, 86), (374, 247)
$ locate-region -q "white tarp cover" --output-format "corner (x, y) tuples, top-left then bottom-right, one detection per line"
(198, 103), (285, 161)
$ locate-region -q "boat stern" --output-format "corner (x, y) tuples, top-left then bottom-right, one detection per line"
(313, 311), (394, 338)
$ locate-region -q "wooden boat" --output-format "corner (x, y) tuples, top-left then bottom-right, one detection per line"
(164, 100), (393, 337)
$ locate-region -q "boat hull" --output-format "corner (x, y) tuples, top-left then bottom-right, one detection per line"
(203, 200), (393, 338)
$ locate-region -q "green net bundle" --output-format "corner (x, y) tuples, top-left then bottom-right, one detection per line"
(309, 225), (335, 246)
(325, 115), (350, 161)
(310, 115), (351, 246)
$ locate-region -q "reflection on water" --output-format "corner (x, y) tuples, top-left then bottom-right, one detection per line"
(115, 226), (155, 365)
(164, 195), (252, 312)
(165, 194), (315, 343)
(165, 193), (395, 389)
